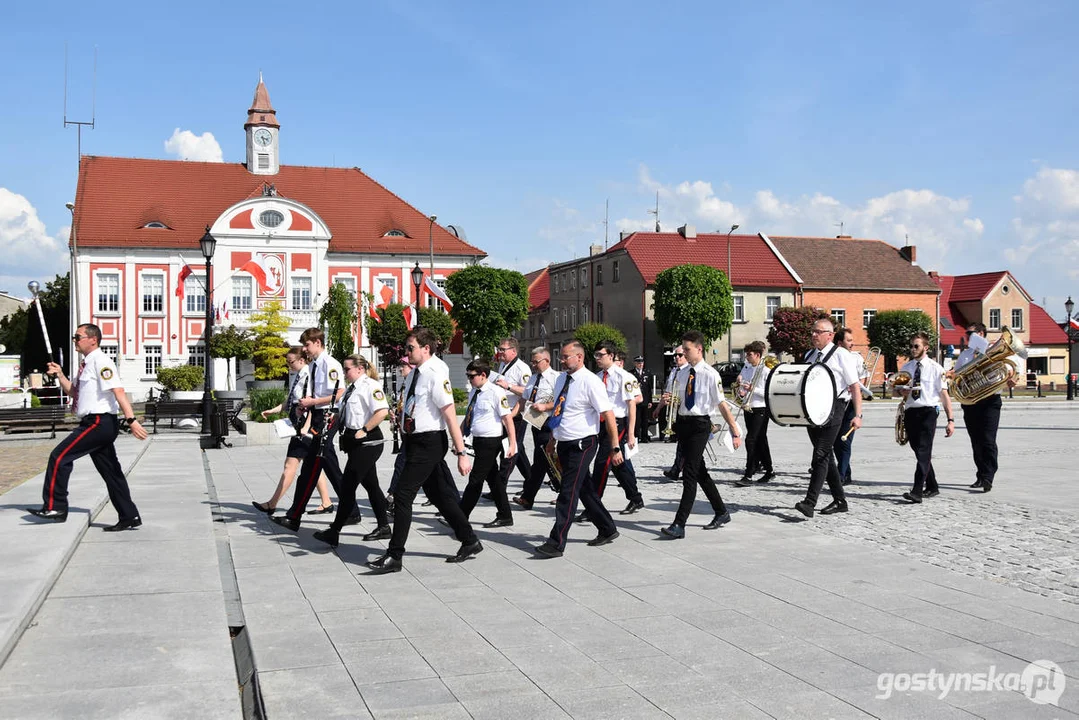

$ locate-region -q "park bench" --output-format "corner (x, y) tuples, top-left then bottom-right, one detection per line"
(0, 406), (72, 438)
(143, 398), (247, 435)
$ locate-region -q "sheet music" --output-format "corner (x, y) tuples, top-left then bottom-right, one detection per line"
(273, 418), (295, 438)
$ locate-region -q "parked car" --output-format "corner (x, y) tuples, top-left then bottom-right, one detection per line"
(713, 361), (742, 389)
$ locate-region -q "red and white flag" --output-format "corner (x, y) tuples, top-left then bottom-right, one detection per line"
(176, 265), (193, 298)
(223, 300), (230, 320)
(366, 296), (381, 323)
(238, 259), (272, 294)
(402, 306), (416, 330)
(1070, 316), (1079, 331)
(423, 275), (453, 310)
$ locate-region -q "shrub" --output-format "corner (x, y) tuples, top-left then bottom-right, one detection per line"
(248, 388), (288, 423)
(157, 364), (205, 392)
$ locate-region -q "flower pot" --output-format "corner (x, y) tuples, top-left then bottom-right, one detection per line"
(169, 390), (204, 401)
(216, 390), (247, 401)
(246, 380), (285, 391)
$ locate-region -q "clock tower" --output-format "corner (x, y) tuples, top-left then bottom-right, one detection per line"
(245, 73), (280, 175)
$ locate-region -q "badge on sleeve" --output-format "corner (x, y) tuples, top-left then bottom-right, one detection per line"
(522, 373), (531, 384)
(443, 379), (453, 395)
(101, 368), (114, 380)
(624, 381), (634, 392)
(500, 396), (510, 409)
(373, 390), (385, 401)
(329, 369), (339, 382)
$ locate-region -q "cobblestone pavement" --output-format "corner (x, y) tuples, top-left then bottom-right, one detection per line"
(0, 440), (53, 496)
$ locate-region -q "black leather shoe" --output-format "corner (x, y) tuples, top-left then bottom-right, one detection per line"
(446, 540), (483, 563)
(251, 501), (275, 514)
(703, 511), (732, 529)
(923, 489), (940, 498)
(662, 468), (679, 480)
(103, 517), (142, 532)
(534, 542), (563, 558)
(483, 517), (514, 528)
(903, 492), (923, 504)
(574, 510), (591, 523)
(820, 501), (848, 515)
(422, 499), (434, 507)
(734, 477), (753, 487)
(970, 480), (984, 488)
(307, 504), (335, 515)
(620, 499), (644, 515)
(366, 554), (403, 574)
(981, 483), (992, 493)
(841, 478), (853, 487)
(363, 525), (392, 541)
(757, 471), (776, 483)
(660, 523), (685, 539)
(313, 528), (340, 548)
(794, 501), (814, 518)
(512, 496), (533, 511)
(270, 515), (300, 532)
(587, 530), (619, 546)
(28, 508), (68, 523)
(343, 512), (362, 526)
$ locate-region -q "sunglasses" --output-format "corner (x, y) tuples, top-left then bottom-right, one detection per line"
(72, 334), (86, 341)
(672, 352), (684, 357)
(406, 344), (419, 351)
(466, 372), (480, 378)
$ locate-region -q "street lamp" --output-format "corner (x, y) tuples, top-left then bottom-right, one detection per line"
(411, 262), (424, 321)
(199, 226), (217, 436)
(66, 202), (79, 380)
(1067, 296), (1075, 401)
(726, 223), (739, 358)
(428, 215), (437, 276)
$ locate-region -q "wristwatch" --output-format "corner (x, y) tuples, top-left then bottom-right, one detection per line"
(452, 448), (466, 457)
(610, 447), (622, 455)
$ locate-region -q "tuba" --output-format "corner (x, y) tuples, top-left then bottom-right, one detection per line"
(890, 370), (912, 446)
(949, 326), (1027, 405)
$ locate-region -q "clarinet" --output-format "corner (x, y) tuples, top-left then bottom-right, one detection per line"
(288, 374), (308, 437)
(313, 377), (341, 457)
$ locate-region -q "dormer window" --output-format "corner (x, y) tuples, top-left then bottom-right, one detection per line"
(142, 221), (171, 229)
(383, 229), (407, 237)
(259, 210), (285, 228)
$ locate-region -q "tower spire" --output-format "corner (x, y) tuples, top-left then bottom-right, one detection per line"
(245, 75), (279, 129)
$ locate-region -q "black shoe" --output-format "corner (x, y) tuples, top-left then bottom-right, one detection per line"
(307, 504), (335, 515)
(512, 496), (533, 511)
(794, 501), (814, 518)
(662, 468), (679, 480)
(660, 523), (685, 539)
(251, 501), (275, 514)
(422, 499), (434, 507)
(620, 499), (644, 515)
(820, 500), (848, 515)
(923, 489), (940, 498)
(270, 515), (300, 532)
(363, 525), (392, 541)
(343, 512), (362, 526)
(703, 511), (731, 529)
(574, 510), (591, 523)
(982, 483), (992, 493)
(313, 528), (340, 548)
(483, 517), (513, 528)
(103, 517), (142, 532)
(841, 478), (852, 487)
(446, 540), (483, 563)
(970, 480), (984, 488)
(28, 508), (68, 523)
(366, 554), (403, 574)
(587, 530), (619, 546)
(757, 471), (776, 483)
(902, 492), (923, 504)
(733, 477), (753, 487)
(534, 542), (563, 558)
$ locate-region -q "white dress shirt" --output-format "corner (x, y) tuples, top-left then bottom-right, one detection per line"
(74, 348), (121, 417)
(805, 343), (861, 401)
(677, 360), (725, 417)
(496, 356), (531, 411)
(551, 368), (613, 442)
(288, 365), (311, 407)
(597, 365), (637, 419)
(307, 352), (345, 409)
(342, 376), (390, 430)
(900, 357), (947, 410)
(464, 381), (511, 438)
(737, 361), (769, 409)
(404, 355), (454, 433)
(523, 366), (560, 404)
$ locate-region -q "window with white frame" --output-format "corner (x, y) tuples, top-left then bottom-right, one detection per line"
(335, 276), (356, 300)
(766, 296), (780, 321)
(1011, 308), (1023, 329)
(97, 273), (120, 313)
(144, 345), (162, 376)
(553, 274), (560, 294)
(425, 278), (446, 308)
(562, 308), (567, 330)
(378, 277), (397, 304)
(187, 343), (206, 368)
(581, 267), (588, 286)
(733, 295), (745, 322)
(863, 309), (877, 329)
(141, 275), (164, 314)
(292, 277), (313, 310)
(553, 310), (560, 332)
(100, 345), (119, 364)
(232, 276), (253, 312)
(595, 265), (603, 286)
(831, 309), (846, 328)
(989, 308), (1001, 330)
(581, 304), (588, 324)
(570, 305), (576, 329)
(613, 260), (620, 283)
(185, 275), (206, 314)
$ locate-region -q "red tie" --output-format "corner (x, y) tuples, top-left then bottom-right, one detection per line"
(69, 361), (85, 411)
(602, 370), (609, 385)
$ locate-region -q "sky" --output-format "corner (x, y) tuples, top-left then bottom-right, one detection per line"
(2, 0), (1078, 321)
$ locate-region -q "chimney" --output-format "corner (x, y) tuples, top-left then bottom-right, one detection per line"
(900, 245), (917, 264)
(836, 234), (853, 239)
(928, 270), (939, 279)
(589, 244), (604, 256)
(677, 224), (696, 239)
(619, 231), (633, 242)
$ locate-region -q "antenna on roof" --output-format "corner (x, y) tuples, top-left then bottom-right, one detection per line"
(834, 221), (845, 236)
(603, 198), (609, 250)
(63, 43), (96, 169)
(648, 191), (660, 232)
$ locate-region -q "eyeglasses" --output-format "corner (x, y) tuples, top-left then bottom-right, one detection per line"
(672, 352), (684, 357)
(593, 352), (608, 359)
(406, 344), (419, 351)
(466, 372), (480, 378)
(811, 329), (834, 335)
(497, 347), (512, 352)
(72, 334), (86, 341)
(559, 355), (574, 361)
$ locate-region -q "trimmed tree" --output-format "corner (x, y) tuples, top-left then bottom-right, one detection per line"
(446, 265), (529, 359)
(652, 264), (733, 345)
(418, 306), (455, 351)
(318, 281), (358, 362)
(209, 324), (254, 391)
(249, 301), (292, 381)
(868, 309), (936, 373)
(574, 322), (627, 354)
(365, 302), (410, 370)
(766, 306), (824, 360)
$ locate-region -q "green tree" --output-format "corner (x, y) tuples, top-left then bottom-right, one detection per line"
(1, 273), (69, 357)
(318, 282), (358, 362)
(248, 301), (292, 380)
(209, 324), (254, 390)
(574, 323), (627, 364)
(365, 301), (410, 370)
(418, 306), (455, 351)
(767, 306), (824, 360)
(652, 264), (733, 345)
(446, 266), (529, 359)
(868, 309), (936, 373)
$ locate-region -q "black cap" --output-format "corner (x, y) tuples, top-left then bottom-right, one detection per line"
(634, 356), (644, 362)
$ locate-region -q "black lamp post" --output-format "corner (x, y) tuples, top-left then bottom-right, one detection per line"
(725, 223), (739, 359)
(1067, 296), (1075, 401)
(411, 262), (424, 321)
(199, 226), (217, 435)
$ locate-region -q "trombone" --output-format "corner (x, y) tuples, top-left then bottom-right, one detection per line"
(861, 346), (881, 400)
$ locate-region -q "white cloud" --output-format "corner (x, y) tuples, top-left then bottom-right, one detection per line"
(0, 188), (69, 296)
(164, 128), (224, 162)
(1006, 167), (1079, 292)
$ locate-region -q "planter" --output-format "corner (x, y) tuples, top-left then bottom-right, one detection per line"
(243, 412), (286, 446)
(169, 390), (204, 401)
(216, 390), (247, 401)
(247, 380), (285, 391)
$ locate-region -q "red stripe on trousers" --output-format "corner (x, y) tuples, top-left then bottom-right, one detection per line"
(556, 436), (596, 547)
(291, 456), (323, 521)
(597, 427), (626, 496)
(47, 416), (101, 511)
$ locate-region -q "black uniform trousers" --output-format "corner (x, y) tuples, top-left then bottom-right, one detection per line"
(904, 406), (939, 495)
(330, 428), (387, 532)
(673, 416), (727, 526)
(497, 415), (531, 488)
(962, 394), (1001, 487)
(547, 435), (617, 551)
(804, 398), (848, 507)
(42, 413), (139, 520)
(742, 408), (773, 477)
(461, 436), (512, 520)
(832, 401), (856, 484)
(389, 431), (477, 560)
(285, 410), (344, 523)
(592, 417), (642, 504)
(518, 425), (555, 503)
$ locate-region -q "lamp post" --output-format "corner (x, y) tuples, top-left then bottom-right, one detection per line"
(726, 223), (739, 359)
(1067, 296), (1075, 401)
(66, 202), (79, 380)
(411, 262), (424, 322)
(199, 226), (217, 436)
(428, 215), (437, 276)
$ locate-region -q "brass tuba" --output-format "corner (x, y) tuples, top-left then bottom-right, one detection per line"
(890, 370), (912, 446)
(949, 326), (1027, 405)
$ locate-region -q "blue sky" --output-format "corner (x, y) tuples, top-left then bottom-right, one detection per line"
(2, 0), (1078, 319)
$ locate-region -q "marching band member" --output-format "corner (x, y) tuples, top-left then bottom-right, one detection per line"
(631, 356), (655, 443)
(493, 337), (532, 492)
(314, 354), (392, 548)
(534, 340), (622, 558)
(655, 345), (687, 480)
(794, 318), (862, 518)
(584, 342), (644, 516)
(734, 341), (775, 487)
(832, 327), (859, 487)
(661, 331), (742, 538)
(954, 322), (1013, 492)
(896, 333), (955, 503)
(457, 359), (517, 527)
(512, 347), (561, 510)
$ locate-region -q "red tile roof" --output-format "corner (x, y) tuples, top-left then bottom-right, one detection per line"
(946, 271), (1006, 302)
(932, 274), (970, 346)
(524, 267), (550, 312)
(604, 232), (799, 287)
(245, 77), (279, 129)
(72, 156), (486, 258)
(1029, 303), (1069, 345)
(767, 236), (940, 291)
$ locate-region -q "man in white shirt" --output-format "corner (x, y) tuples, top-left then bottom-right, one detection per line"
(795, 317), (863, 518)
(655, 345), (688, 480)
(897, 332), (955, 503)
(586, 341), (644, 515)
(734, 340), (775, 487)
(512, 347), (562, 510)
(32, 323), (148, 530)
(953, 322), (1013, 492)
(493, 337), (532, 492)
(457, 359), (517, 527)
(367, 327), (481, 573)
(832, 327), (859, 487)
(534, 340), (623, 558)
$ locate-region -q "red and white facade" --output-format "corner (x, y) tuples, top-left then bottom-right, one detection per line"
(70, 78), (484, 399)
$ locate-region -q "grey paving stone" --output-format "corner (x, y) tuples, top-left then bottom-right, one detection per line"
(461, 691), (571, 720)
(258, 664), (369, 719)
(555, 684), (671, 719)
(338, 638), (437, 686)
(250, 626), (342, 673)
(357, 677), (457, 712)
(0, 681), (241, 720)
(738, 690), (877, 720)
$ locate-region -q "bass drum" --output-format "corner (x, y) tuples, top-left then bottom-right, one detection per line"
(764, 363), (837, 427)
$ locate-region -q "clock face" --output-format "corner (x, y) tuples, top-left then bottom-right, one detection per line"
(253, 129), (272, 147)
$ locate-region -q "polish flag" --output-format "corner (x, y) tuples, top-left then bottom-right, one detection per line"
(379, 283), (395, 308)
(239, 259), (271, 294)
(402, 306), (416, 330)
(1070, 316), (1079, 331)
(366, 296), (381, 323)
(423, 275), (453, 310)
(223, 300), (230, 320)
(176, 265), (193, 298)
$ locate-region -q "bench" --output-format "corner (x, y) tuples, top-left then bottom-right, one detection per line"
(0, 406), (71, 438)
(143, 398), (247, 435)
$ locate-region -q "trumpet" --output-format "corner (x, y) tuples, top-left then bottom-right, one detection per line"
(890, 370), (912, 446)
(663, 391), (680, 437)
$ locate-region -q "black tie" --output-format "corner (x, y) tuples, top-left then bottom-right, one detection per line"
(403, 370), (419, 433)
(528, 378), (539, 403)
(461, 390), (480, 436)
(912, 362), (922, 401)
(338, 383), (355, 424)
(685, 368), (697, 409)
